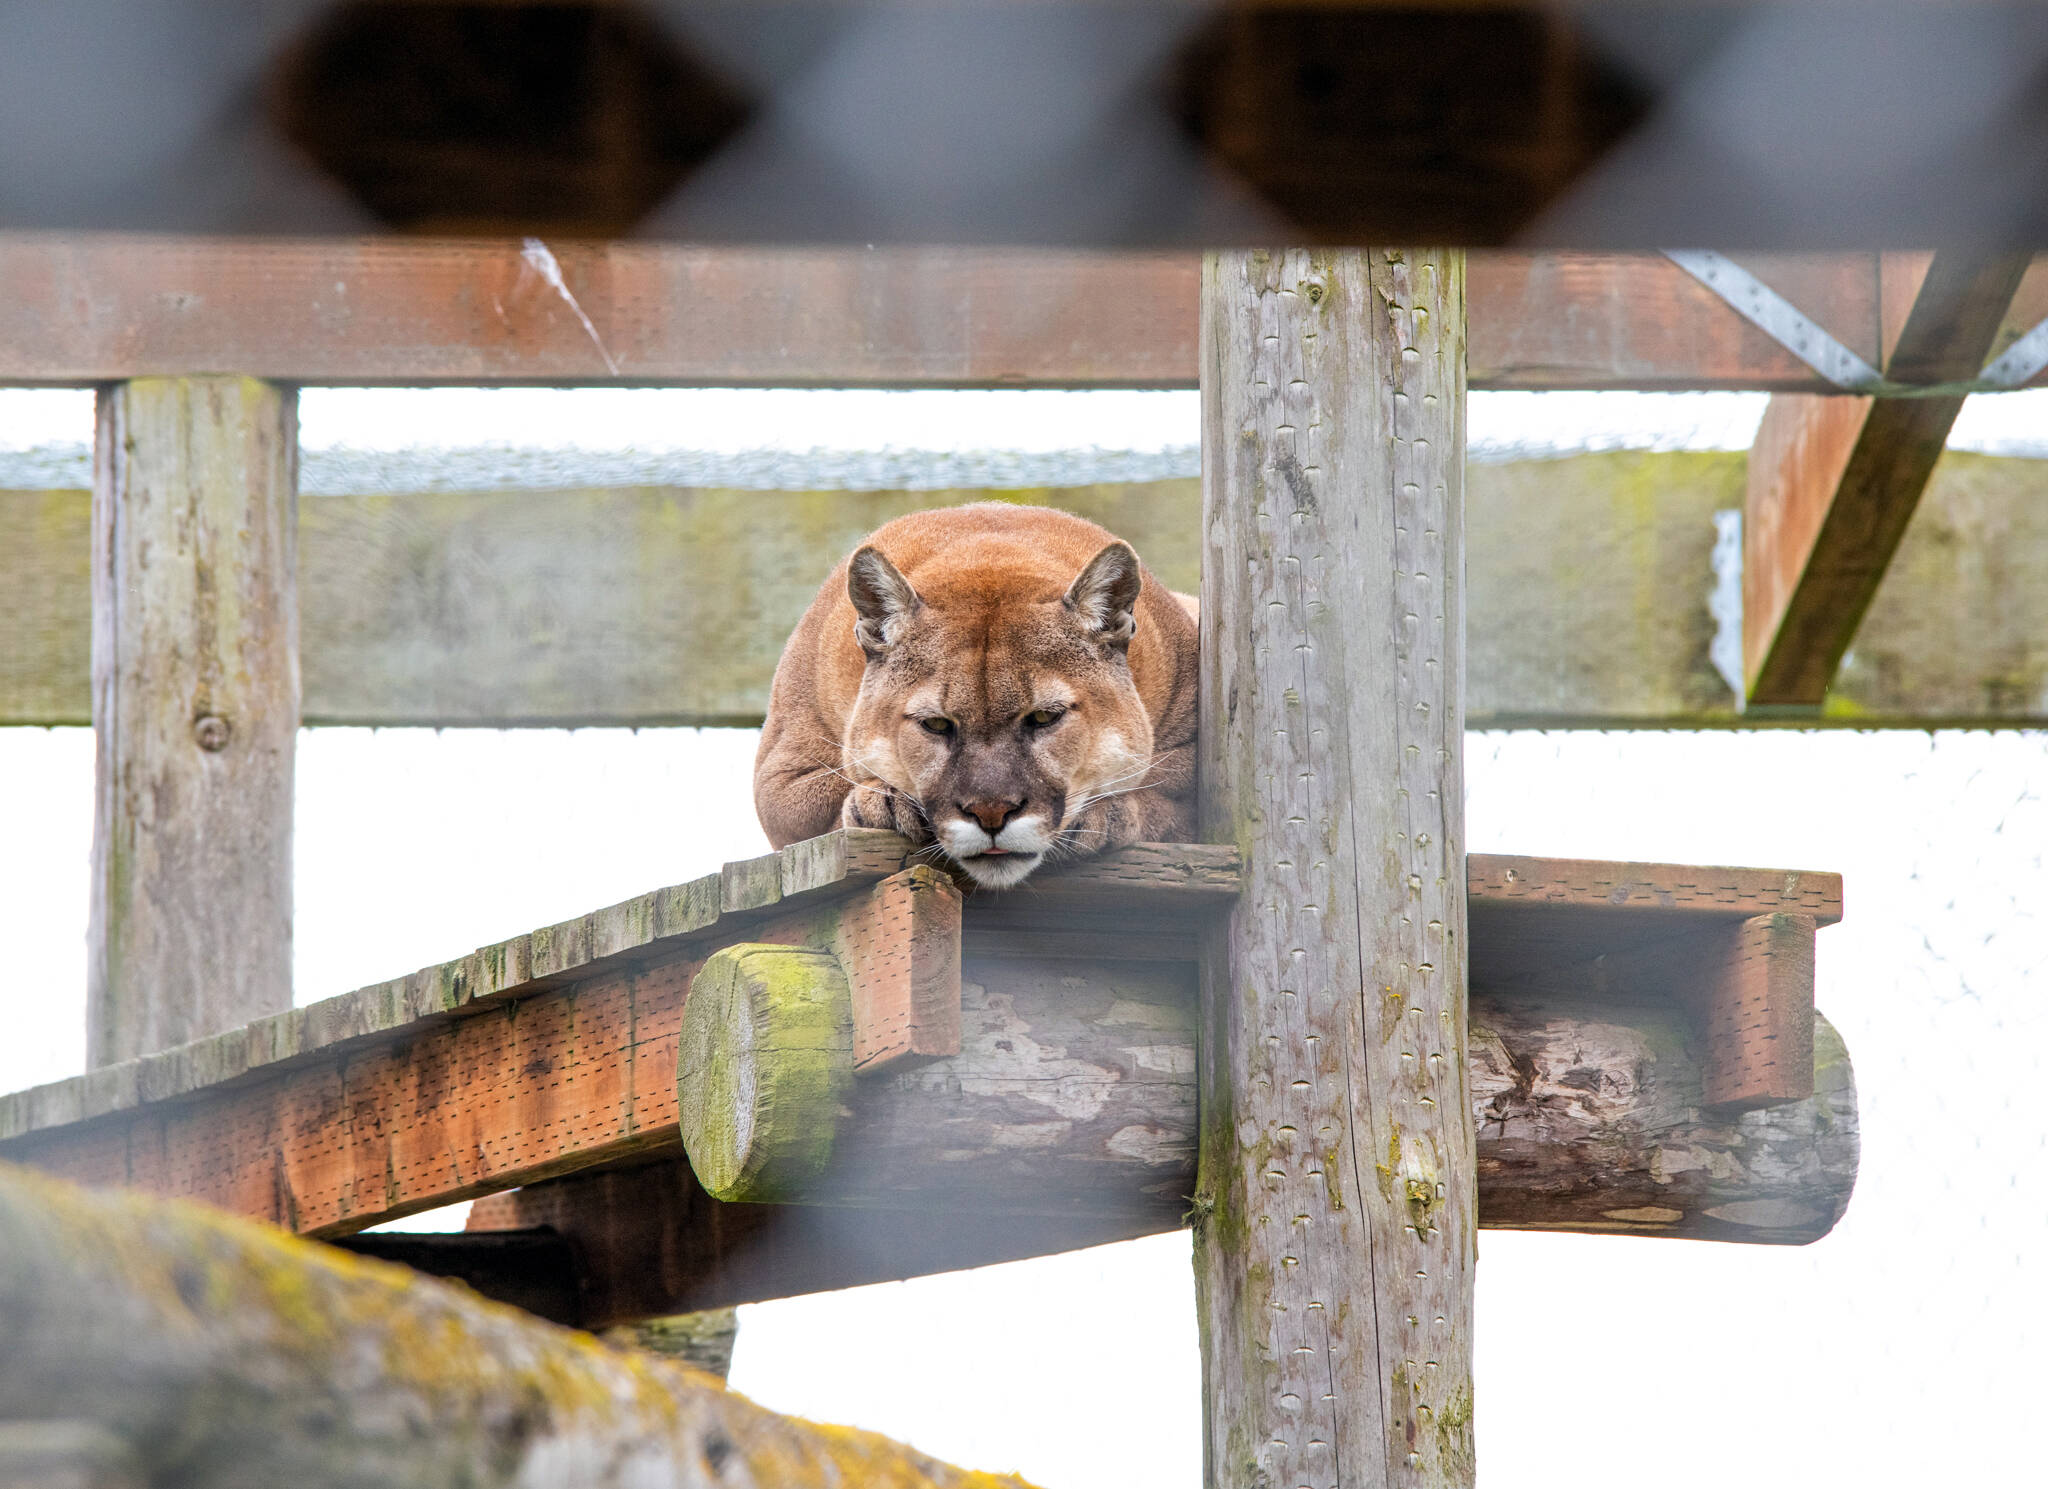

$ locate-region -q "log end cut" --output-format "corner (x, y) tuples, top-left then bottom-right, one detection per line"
(679, 943), (853, 1202)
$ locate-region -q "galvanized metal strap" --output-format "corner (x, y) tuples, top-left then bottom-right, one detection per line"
(1663, 249), (2048, 397)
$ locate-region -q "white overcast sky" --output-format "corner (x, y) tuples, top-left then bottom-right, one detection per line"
(0, 388), (2043, 1487)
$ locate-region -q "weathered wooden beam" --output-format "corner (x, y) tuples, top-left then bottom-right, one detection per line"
(668, 947), (1857, 1240)
(0, 834), (1846, 1252)
(12, 450), (2048, 731)
(0, 834), (1227, 1236)
(1196, 248), (1477, 1486)
(463, 1161), (1175, 1329)
(0, 237), (1908, 391)
(0, 1163), (1037, 1489)
(330, 1227), (583, 1324)
(468, 978), (1860, 1329)
(1744, 251), (2033, 706)
(88, 377), (298, 1066)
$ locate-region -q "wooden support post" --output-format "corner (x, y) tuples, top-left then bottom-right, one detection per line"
(1197, 250), (1475, 1486)
(88, 377), (298, 1067)
(1743, 251), (2031, 706)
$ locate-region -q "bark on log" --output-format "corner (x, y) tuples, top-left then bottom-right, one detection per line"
(89, 376), (298, 1067)
(0, 1163), (1033, 1489)
(676, 954), (1857, 1246)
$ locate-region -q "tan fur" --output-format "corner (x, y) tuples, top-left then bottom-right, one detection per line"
(754, 504), (1197, 886)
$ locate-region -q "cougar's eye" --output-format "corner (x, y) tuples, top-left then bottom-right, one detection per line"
(920, 716), (955, 736)
(1024, 708), (1064, 729)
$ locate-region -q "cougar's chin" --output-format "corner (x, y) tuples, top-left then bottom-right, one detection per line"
(952, 850), (1045, 889)
(940, 814), (1053, 890)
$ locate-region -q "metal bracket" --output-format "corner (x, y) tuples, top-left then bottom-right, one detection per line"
(1664, 249), (2048, 396)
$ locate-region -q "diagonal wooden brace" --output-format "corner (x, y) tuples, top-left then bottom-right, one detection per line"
(835, 866), (962, 1075)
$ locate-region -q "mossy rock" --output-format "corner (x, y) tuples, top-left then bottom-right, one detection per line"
(678, 943), (854, 1202)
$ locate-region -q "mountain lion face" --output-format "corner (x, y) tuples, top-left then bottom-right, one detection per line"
(753, 503), (1198, 890)
(841, 540), (1154, 888)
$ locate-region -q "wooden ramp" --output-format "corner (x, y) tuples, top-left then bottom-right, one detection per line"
(0, 831), (1854, 1330)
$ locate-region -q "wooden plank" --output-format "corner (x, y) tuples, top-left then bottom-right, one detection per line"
(88, 378), (298, 1067)
(838, 868), (964, 1074)
(14, 449), (2048, 732)
(1700, 913), (1818, 1112)
(0, 236), (1906, 391)
(0, 1165), (1037, 1489)
(0, 837), (1855, 1257)
(1744, 251), (2034, 705)
(1467, 855), (1841, 923)
(0, 836), (1217, 1146)
(1196, 249), (1476, 1486)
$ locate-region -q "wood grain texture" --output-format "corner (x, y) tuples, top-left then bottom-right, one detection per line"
(0, 837), (1227, 1146)
(680, 943), (855, 1202)
(1700, 913), (1817, 1111)
(664, 946), (1852, 1241)
(3, 838), (1843, 1155)
(0, 1163), (1038, 1489)
(88, 377), (298, 1067)
(466, 1158), (1170, 1329)
(682, 956), (1202, 1216)
(12, 451), (2048, 730)
(0, 895), (1855, 1254)
(839, 867), (964, 1073)
(0, 237), (1933, 391)
(1744, 251), (2033, 705)
(0, 1423), (142, 1489)
(461, 976), (1861, 1327)
(1197, 249), (1475, 1489)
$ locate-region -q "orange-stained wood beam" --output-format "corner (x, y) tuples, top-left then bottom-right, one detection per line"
(0, 236), (1902, 391)
(1744, 251), (2034, 706)
(0, 838), (1838, 1243)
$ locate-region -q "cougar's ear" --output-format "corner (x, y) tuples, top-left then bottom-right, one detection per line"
(1064, 541), (1142, 651)
(848, 546), (921, 658)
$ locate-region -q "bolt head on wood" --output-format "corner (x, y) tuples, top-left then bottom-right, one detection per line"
(191, 714), (232, 752)
(678, 943), (853, 1203)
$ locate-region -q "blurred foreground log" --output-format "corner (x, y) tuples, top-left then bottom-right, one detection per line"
(0, 1163), (1032, 1489)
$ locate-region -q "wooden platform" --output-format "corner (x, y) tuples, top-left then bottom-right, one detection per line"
(0, 832), (1853, 1324)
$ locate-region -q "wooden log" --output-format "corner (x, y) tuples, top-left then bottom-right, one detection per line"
(0, 1163), (1036, 1489)
(462, 991), (1858, 1328)
(670, 952), (1857, 1247)
(0, 835), (1848, 1248)
(600, 1311), (742, 1383)
(88, 377), (298, 1067)
(1195, 248), (1476, 1486)
(0, 1423), (142, 1489)
(1744, 250), (2033, 706)
(465, 1160), (1175, 1328)
(679, 944), (856, 1203)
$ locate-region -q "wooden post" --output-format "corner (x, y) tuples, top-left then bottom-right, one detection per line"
(89, 377), (299, 1067)
(1196, 250), (1475, 1486)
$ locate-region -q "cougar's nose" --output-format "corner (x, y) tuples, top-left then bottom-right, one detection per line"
(961, 798), (1025, 833)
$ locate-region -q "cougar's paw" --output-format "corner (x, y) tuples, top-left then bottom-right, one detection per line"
(841, 782), (933, 844)
(1059, 794), (1143, 857)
